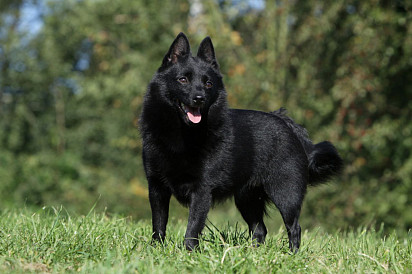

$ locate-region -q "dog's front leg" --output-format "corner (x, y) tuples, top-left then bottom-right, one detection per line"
(185, 189), (212, 251)
(148, 180), (171, 243)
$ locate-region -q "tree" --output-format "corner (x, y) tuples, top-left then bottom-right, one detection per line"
(1, 0), (411, 232)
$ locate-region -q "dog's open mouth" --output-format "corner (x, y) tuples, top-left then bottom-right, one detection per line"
(178, 101), (202, 124)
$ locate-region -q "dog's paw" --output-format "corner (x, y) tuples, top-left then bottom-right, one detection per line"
(151, 232), (165, 245)
(184, 238), (199, 251)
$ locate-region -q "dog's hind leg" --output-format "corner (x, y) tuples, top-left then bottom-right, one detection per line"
(264, 178), (305, 253)
(278, 205), (302, 253)
(235, 189), (267, 245)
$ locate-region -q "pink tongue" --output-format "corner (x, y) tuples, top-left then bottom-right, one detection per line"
(186, 107), (202, 123)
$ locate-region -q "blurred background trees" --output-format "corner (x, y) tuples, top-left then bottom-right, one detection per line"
(1, 0), (411, 233)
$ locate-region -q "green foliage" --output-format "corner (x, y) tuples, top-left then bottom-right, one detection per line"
(0, 208), (410, 272)
(1, 0), (411, 233)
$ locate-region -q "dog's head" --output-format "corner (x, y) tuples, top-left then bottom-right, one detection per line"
(153, 33), (226, 127)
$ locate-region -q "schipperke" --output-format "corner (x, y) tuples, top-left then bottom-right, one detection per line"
(139, 33), (342, 252)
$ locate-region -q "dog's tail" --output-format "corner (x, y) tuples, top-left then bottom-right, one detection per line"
(271, 108), (343, 185)
(307, 141), (343, 185)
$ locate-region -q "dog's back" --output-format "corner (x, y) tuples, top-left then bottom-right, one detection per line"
(229, 108), (309, 186)
(271, 108), (343, 185)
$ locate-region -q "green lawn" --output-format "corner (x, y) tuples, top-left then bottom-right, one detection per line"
(0, 207), (410, 273)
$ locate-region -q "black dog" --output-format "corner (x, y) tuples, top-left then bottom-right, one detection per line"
(139, 33), (342, 252)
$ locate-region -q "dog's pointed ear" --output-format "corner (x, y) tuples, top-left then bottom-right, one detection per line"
(197, 36), (219, 69)
(162, 32), (191, 67)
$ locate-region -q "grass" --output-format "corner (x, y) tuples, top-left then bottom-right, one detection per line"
(0, 207), (411, 273)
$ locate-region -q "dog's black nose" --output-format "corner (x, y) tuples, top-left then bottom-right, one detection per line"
(193, 95), (205, 105)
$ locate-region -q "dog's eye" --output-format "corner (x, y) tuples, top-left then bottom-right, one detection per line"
(205, 81), (213, 88)
(178, 77), (188, 84)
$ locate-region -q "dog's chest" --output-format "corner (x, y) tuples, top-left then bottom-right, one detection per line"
(159, 150), (209, 203)
(162, 153), (203, 184)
